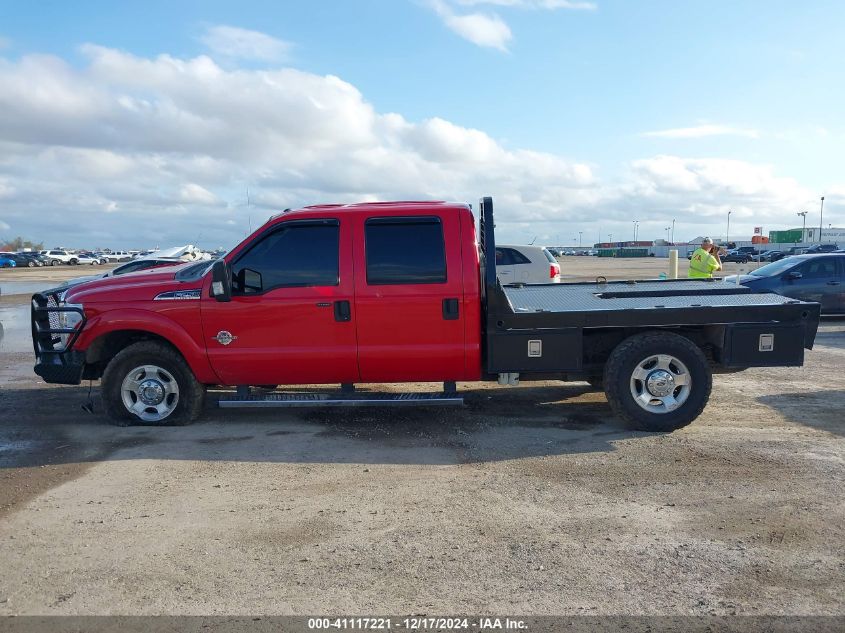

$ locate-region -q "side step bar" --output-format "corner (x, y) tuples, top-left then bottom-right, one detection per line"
(218, 391), (464, 408)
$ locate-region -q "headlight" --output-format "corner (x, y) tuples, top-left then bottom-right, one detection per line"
(56, 302), (84, 350)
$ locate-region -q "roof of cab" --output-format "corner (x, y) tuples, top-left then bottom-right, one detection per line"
(269, 200), (470, 221)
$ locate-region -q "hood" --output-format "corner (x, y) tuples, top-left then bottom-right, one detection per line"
(722, 274), (759, 285)
(64, 261), (204, 303)
(61, 273), (104, 288)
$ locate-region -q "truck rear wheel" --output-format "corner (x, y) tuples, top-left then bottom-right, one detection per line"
(101, 341), (205, 426)
(603, 332), (711, 432)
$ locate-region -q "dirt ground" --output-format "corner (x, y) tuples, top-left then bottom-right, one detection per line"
(0, 259), (842, 617)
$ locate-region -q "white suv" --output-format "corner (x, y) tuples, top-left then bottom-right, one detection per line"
(495, 244), (561, 284)
(41, 250), (98, 266)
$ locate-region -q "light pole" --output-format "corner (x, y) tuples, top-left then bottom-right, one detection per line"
(671, 218), (675, 243)
(665, 227), (670, 241)
(797, 211), (808, 243)
(578, 231), (583, 248)
(609, 233), (613, 243)
(633, 220), (639, 242)
(726, 210), (732, 245)
(819, 196), (825, 242)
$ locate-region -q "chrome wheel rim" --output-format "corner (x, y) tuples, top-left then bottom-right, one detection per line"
(121, 365), (179, 422)
(629, 354), (691, 414)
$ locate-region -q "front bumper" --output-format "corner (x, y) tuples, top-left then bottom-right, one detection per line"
(34, 350), (86, 385)
(31, 289), (87, 385)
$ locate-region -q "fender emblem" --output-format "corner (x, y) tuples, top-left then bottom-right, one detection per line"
(213, 331), (237, 346)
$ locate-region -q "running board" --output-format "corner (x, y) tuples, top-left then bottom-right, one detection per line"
(218, 392), (464, 408)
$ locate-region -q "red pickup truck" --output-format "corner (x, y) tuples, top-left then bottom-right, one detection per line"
(32, 197), (820, 431)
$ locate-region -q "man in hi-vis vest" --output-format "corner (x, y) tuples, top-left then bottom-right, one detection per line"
(688, 237), (723, 279)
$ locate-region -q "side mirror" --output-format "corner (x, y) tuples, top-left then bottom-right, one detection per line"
(210, 259), (232, 302)
(786, 271), (802, 281)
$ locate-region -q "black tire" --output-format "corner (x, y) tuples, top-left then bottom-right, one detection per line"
(603, 332), (712, 432)
(51, 259), (59, 266)
(101, 341), (206, 426)
(69, 259), (78, 265)
(28, 261), (36, 267)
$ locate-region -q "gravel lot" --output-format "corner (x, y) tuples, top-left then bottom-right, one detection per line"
(0, 259), (843, 616)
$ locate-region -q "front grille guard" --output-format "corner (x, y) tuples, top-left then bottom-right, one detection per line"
(31, 288), (86, 356)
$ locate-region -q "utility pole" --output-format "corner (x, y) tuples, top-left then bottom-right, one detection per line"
(726, 210), (732, 245)
(797, 211), (808, 243)
(819, 196), (825, 242)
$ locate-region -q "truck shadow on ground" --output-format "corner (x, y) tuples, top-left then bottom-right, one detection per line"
(757, 390), (845, 437)
(0, 384), (660, 468)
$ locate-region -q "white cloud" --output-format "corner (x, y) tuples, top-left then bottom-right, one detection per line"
(200, 25), (291, 62)
(0, 36), (11, 50)
(180, 183), (221, 205)
(641, 124), (760, 139)
(428, 0), (512, 51)
(0, 40), (838, 248)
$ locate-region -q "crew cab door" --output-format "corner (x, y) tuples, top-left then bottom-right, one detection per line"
(782, 257), (840, 313)
(353, 213), (466, 382)
(201, 218), (359, 386)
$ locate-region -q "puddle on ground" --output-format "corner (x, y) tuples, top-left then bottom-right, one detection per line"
(0, 281), (61, 296)
(0, 304), (33, 353)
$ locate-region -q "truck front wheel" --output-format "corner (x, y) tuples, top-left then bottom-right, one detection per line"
(603, 332), (711, 432)
(101, 341), (205, 426)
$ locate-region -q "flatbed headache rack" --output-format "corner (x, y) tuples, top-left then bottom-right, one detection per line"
(477, 196), (820, 376)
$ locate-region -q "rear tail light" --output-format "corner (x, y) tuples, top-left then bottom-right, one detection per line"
(550, 263), (560, 279)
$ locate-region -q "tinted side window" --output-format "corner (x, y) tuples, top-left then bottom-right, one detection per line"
(496, 248), (530, 266)
(232, 222), (339, 293)
(509, 248), (531, 265)
(365, 217), (446, 285)
(798, 258), (837, 278)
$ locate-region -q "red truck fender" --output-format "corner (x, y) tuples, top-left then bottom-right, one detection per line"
(74, 309), (220, 384)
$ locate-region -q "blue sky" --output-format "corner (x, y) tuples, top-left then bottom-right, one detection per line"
(0, 0), (843, 248)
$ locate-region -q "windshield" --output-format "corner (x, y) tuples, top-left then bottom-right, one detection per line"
(749, 258), (799, 277)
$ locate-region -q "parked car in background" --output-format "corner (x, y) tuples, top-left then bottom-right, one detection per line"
(495, 244), (561, 284)
(0, 252), (35, 267)
(0, 254), (17, 268)
(75, 253), (101, 266)
(61, 257), (185, 288)
(805, 243), (840, 254)
(725, 253), (844, 314)
(102, 250), (132, 262)
(721, 250), (751, 263)
(41, 249), (79, 266)
(17, 252), (50, 266)
(755, 250), (783, 262)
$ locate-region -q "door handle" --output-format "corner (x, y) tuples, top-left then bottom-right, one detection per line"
(334, 300), (351, 322)
(442, 298), (459, 320)
(827, 281), (841, 286)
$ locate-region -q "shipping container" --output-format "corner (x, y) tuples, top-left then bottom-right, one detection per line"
(769, 229), (802, 243)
